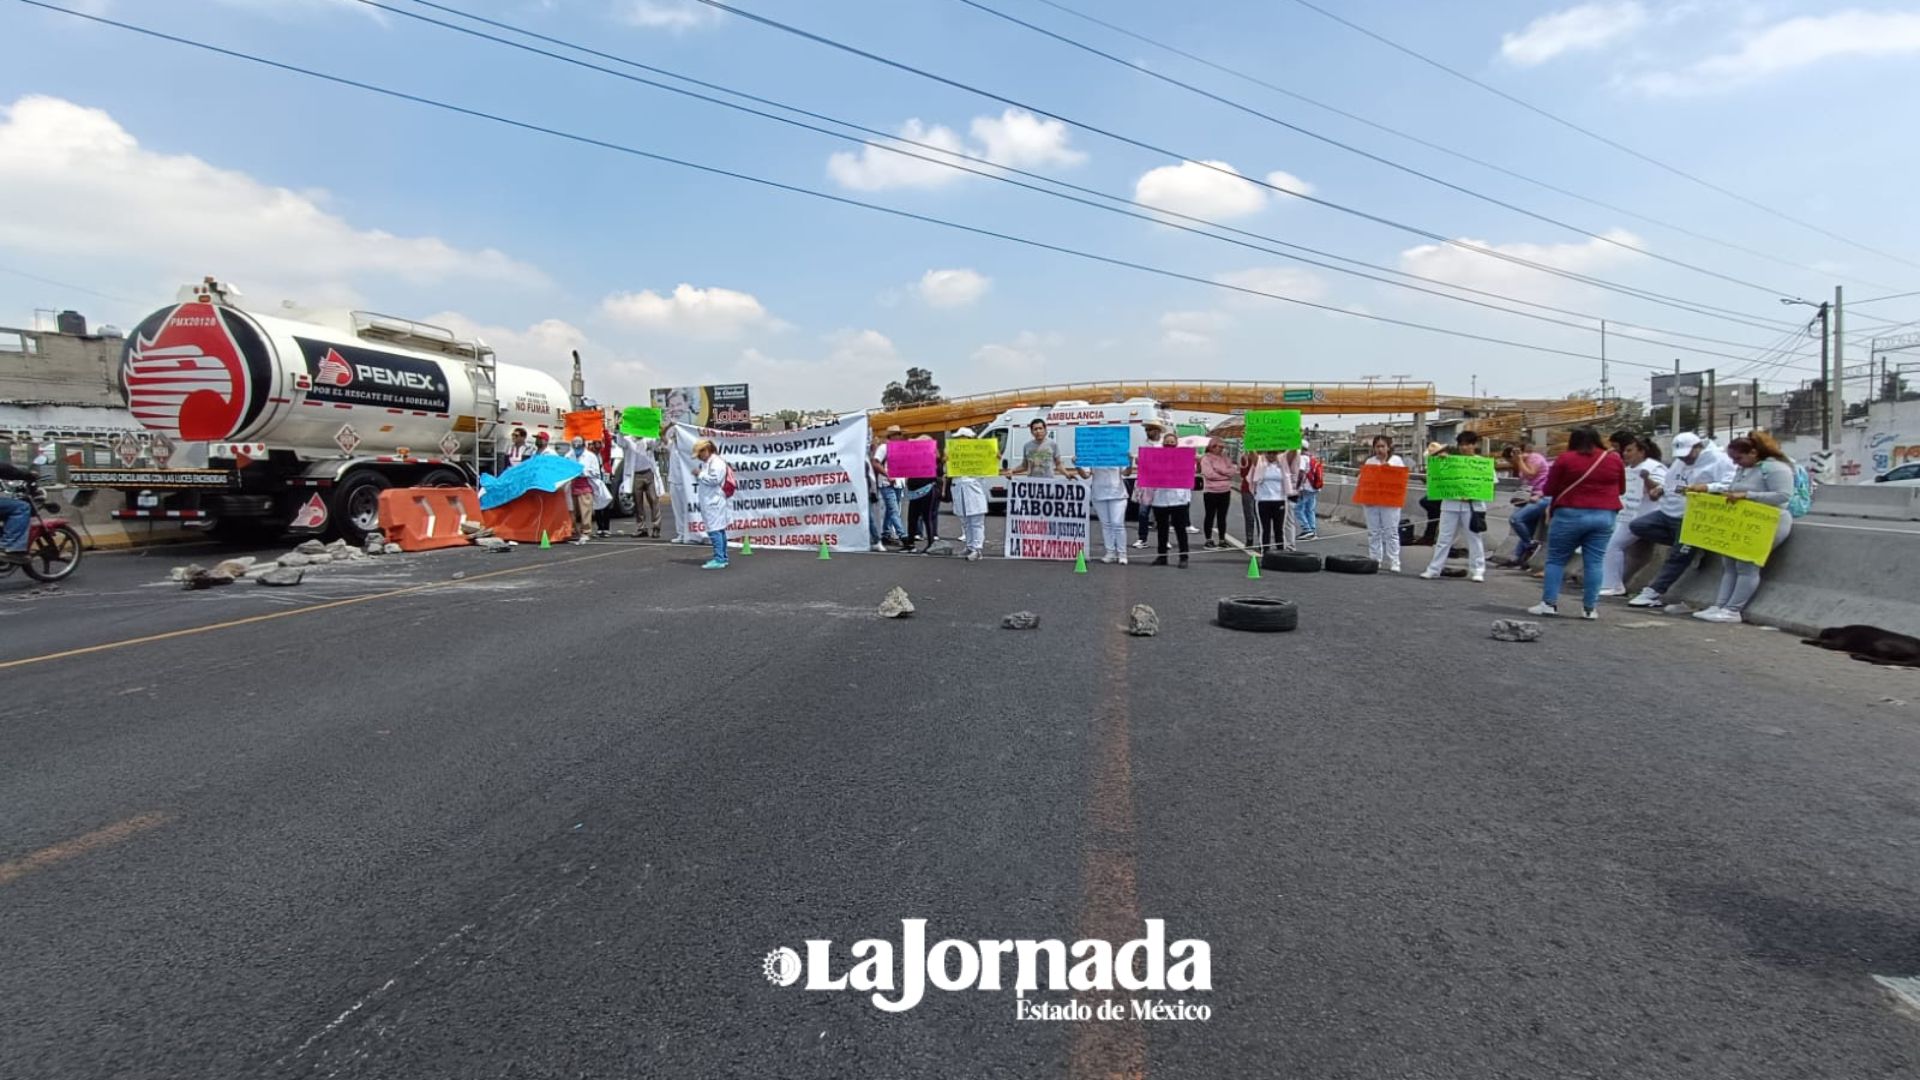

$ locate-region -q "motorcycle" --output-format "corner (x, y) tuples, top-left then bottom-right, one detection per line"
(1, 479), (83, 583)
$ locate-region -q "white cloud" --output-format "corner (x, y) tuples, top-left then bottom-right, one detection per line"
(1212, 266), (1332, 307)
(1396, 229), (1647, 299)
(1158, 309), (1229, 350)
(1627, 10), (1920, 95)
(1500, 3), (1648, 66)
(733, 329), (901, 411)
(600, 283), (775, 339)
(969, 331), (1062, 383)
(0, 96), (539, 303)
(425, 310), (655, 405)
(827, 109), (1084, 191)
(1132, 160), (1313, 221)
(617, 0), (720, 31)
(915, 268), (991, 309)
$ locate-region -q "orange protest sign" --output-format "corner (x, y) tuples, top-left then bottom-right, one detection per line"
(563, 409), (606, 443)
(1353, 463), (1409, 507)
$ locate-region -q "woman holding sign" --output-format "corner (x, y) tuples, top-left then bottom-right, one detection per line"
(1249, 451), (1296, 553)
(1145, 430), (1192, 568)
(949, 428), (990, 562)
(1360, 436), (1407, 572)
(1689, 432), (1795, 624)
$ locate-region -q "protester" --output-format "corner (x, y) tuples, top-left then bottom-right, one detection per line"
(904, 435), (942, 552)
(1419, 430), (1489, 582)
(1599, 436), (1667, 596)
(617, 430), (660, 538)
(1361, 435), (1405, 572)
(533, 431), (553, 455)
(865, 437), (885, 553)
(588, 438), (614, 537)
(1627, 433), (1737, 610)
(1410, 493), (1442, 547)
(1083, 452), (1132, 566)
(1249, 450), (1295, 552)
(1005, 418), (1065, 479)
(1198, 439), (1237, 549)
(871, 426), (907, 548)
(1134, 420), (1166, 549)
(1525, 427), (1625, 619)
(1295, 442), (1322, 539)
(1499, 440), (1554, 568)
(566, 437), (598, 543)
(692, 438), (734, 569)
(503, 427), (537, 470)
(949, 428), (989, 562)
(1237, 443), (1259, 552)
(1147, 431), (1192, 567)
(1690, 431), (1796, 624)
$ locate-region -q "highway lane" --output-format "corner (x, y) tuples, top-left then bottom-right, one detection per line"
(3, 526), (1919, 1078)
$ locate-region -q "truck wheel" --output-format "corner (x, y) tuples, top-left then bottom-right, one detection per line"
(1262, 551), (1322, 573)
(417, 468), (465, 488)
(1217, 595), (1298, 632)
(331, 471), (392, 546)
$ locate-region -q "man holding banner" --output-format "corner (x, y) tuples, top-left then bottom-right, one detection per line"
(1418, 431), (1491, 582)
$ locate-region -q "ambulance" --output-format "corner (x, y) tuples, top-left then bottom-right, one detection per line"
(977, 398), (1174, 508)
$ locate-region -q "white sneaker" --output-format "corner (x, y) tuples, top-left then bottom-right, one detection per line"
(1131, 539), (1149, 549)
(870, 543), (883, 552)
(1186, 525), (1200, 534)
(1118, 555), (1129, 565)
(1101, 552), (1117, 564)
(965, 549), (981, 562)
(1386, 562), (1401, 573)
(1598, 586), (1627, 597)
(1627, 588), (1664, 609)
(1581, 609), (1598, 621)
(1419, 570), (1441, 580)
(1709, 608), (1744, 623)
(1527, 602), (1559, 617)
(1691, 606), (1724, 620)
(1469, 570), (1485, 583)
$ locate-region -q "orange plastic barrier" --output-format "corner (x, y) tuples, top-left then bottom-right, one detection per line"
(377, 486), (484, 551)
(479, 489), (575, 544)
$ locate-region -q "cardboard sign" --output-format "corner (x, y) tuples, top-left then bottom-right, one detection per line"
(1244, 410), (1303, 452)
(1075, 426), (1131, 468)
(619, 406), (662, 438)
(564, 409), (606, 443)
(1680, 492), (1782, 566)
(1003, 477), (1090, 560)
(1136, 446), (1196, 490)
(1354, 463), (1410, 508)
(886, 438), (939, 479)
(945, 438), (1000, 478)
(1425, 455), (1495, 501)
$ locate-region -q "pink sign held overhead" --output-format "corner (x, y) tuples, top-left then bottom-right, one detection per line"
(1136, 446), (1196, 489)
(886, 438), (939, 479)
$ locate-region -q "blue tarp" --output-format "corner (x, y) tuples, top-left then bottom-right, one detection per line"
(478, 455), (583, 511)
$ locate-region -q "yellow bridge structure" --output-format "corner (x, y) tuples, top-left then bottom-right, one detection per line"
(870, 381), (1616, 443)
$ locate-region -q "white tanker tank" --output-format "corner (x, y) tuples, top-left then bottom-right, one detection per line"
(79, 279), (575, 543)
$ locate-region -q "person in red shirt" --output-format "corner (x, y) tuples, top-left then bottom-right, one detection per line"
(1526, 427), (1625, 620)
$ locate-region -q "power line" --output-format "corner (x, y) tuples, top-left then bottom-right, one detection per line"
(691, 0), (1805, 336)
(1018, 0), (1907, 294)
(953, 0), (1810, 301)
(0, 266), (145, 307)
(1277, 0), (1920, 275)
(1851, 289), (1920, 307)
(375, 0), (1802, 360)
(18, 0), (1729, 379)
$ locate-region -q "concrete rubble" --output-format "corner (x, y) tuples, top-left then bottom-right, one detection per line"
(1126, 604), (1159, 637)
(1002, 611), (1040, 630)
(1490, 619), (1542, 643)
(878, 586), (915, 618)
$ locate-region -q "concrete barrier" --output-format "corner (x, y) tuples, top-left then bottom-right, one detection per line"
(1803, 483), (1920, 521)
(1321, 477), (1920, 637)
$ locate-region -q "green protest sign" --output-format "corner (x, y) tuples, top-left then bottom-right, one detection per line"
(619, 406), (663, 438)
(1243, 410), (1302, 452)
(1424, 455), (1496, 501)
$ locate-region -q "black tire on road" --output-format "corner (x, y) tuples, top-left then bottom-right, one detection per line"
(1217, 595), (1299, 632)
(330, 470), (393, 547)
(1262, 551), (1322, 573)
(1325, 554), (1379, 575)
(416, 467), (466, 488)
(22, 524), (82, 582)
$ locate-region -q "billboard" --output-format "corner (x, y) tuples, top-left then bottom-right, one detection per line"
(1650, 372), (1704, 408)
(652, 384), (753, 432)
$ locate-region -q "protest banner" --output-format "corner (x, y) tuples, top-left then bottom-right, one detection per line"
(1003, 476), (1090, 560)
(619, 406), (662, 438)
(669, 416), (871, 550)
(1680, 492), (1782, 566)
(563, 409), (605, 443)
(886, 438), (939, 479)
(1243, 410), (1303, 452)
(1424, 455), (1496, 501)
(1074, 426), (1131, 468)
(1353, 463), (1410, 507)
(946, 438), (1000, 477)
(1137, 446), (1196, 489)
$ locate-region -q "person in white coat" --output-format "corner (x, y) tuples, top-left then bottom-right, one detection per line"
(1419, 430), (1489, 582)
(692, 438), (734, 569)
(617, 431), (661, 538)
(1080, 455), (1133, 565)
(948, 427), (990, 561)
(1361, 435), (1406, 572)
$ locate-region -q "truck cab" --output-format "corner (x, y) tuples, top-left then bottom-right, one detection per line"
(977, 398), (1173, 507)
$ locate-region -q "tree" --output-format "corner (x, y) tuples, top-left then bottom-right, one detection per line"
(881, 367), (943, 409)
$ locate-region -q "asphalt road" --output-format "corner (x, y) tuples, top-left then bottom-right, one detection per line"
(3, 518), (1919, 1079)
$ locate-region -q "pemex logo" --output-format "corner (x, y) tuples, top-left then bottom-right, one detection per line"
(124, 302), (257, 441)
(315, 348), (354, 388)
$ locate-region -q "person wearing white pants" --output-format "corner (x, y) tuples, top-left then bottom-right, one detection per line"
(1600, 435), (1667, 595)
(1083, 463), (1132, 564)
(949, 427), (990, 561)
(1360, 436), (1406, 572)
(1419, 431), (1488, 582)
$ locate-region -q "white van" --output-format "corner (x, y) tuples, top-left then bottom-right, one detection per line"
(977, 399), (1175, 508)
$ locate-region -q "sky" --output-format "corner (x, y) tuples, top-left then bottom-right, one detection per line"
(2, 0), (1918, 414)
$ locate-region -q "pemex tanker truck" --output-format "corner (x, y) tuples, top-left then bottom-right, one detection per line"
(73, 279), (572, 545)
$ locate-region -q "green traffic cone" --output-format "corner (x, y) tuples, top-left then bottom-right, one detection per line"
(1247, 554), (1261, 579)
(740, 535), (754, 555)
(1074, 550), (1088, 574)
(817, 542), (832, 560)
(540, 530), (551, 549)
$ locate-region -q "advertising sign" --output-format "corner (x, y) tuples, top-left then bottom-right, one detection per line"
(654, 385), (754, 432)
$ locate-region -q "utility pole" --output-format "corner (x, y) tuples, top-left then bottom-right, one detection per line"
(1751, 378), (1760, 432)
(1706, 368), (1716, 437)
(1670, 358), (1681, 437)
(1599, 319), (1609, 403)
(1818, 301), (1832, 449)
(1832, 286), (1846, 438)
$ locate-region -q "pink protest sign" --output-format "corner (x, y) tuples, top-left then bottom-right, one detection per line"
(886, 438), (939, 479)
(1136, 446), (1196, 489)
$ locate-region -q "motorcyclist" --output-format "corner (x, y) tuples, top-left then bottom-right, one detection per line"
(0, 461), (38, 566)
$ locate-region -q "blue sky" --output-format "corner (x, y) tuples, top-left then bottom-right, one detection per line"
(3, 0), (1918, 413)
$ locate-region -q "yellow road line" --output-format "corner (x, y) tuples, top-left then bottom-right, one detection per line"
(0, 811), (172, 886)
(0, 547), (645, 672)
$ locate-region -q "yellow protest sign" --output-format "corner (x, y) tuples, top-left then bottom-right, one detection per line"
(945, 438), (1001, 477)
(1679, 492), (1782, 566)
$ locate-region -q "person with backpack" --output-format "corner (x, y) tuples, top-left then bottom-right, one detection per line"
(1689, 431), (1798, 624)
(692, 438), (735, 569)
(1296, 443), (1324, 540)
